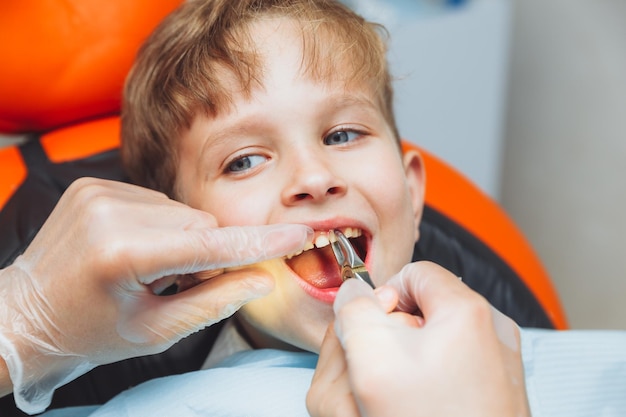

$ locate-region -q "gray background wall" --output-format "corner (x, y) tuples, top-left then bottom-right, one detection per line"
(501, 0), (626, 329)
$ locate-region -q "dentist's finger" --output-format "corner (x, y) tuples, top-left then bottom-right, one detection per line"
(384, 261), (473, 319)
(307, 323), (360, 417)
(133, 223), (313, 285)
(116, 267), (277, 344)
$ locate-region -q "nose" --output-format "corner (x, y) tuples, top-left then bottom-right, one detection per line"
(281, 152), (347, 205)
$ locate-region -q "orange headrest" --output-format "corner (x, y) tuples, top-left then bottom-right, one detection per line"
(0, 0), (183, 133)
(404, 142), (567, 329)
(0, 1), (567, 329)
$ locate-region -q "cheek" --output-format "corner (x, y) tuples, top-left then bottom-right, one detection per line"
(360, 155), (419, 278)
(196, 186), (274, 226)
(176, 160), (276, 226)
(359, 156), (413, 214)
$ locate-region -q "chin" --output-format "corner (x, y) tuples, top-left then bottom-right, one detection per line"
(237, 300), (332, 354)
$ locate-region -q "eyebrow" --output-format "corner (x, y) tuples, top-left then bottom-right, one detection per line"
(322, 92), (380, 115)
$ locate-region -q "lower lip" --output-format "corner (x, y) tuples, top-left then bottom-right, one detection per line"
(293, 275), (340, 304)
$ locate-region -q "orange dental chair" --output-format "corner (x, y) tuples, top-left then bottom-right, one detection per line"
(0, 1), (567, 414)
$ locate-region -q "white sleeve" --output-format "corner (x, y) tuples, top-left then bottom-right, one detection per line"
(521, 328), (626, 417)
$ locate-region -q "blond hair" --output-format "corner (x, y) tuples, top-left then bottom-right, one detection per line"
(121, 0), (399, 198)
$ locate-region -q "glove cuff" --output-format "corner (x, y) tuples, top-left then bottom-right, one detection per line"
(0, 330), (95, 414)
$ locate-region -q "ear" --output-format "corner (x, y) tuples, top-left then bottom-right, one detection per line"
(401, 146), (425, 242)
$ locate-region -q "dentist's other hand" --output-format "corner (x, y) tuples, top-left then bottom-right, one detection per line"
(0, 177), (312, 414)
(308, 261), (530, 417)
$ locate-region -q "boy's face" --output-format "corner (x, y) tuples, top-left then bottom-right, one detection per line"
(176, 19), (424, 353)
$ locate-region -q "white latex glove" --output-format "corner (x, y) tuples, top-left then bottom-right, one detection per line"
(0, 178), (312, 415)
(308, 261), (530, 417)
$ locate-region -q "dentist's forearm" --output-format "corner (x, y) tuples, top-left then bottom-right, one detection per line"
(0, 356), (12, 398)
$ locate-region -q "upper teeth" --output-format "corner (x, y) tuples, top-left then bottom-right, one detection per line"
(285, 227), (363, 259)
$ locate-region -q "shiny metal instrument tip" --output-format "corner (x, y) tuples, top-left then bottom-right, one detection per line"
(329, 229), (375, 289)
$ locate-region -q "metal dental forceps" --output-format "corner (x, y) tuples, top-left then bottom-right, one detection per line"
(329, 229), (375, 288)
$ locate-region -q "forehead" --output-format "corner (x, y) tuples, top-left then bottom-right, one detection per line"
(221, 15), (384, 102)
(190, 22), (391, 161)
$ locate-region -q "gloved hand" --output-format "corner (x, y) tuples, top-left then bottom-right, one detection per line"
(307, 261), (530, 417)
(0, 178), (312, 415)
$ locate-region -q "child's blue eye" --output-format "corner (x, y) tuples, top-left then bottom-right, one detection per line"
(323, 130), (359, 145)
(226, 155), (266, 173)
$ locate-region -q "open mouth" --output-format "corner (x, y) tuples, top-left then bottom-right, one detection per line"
(285, 228), (368, 289)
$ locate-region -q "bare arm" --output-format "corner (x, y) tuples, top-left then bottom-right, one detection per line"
(0, 356), (10, 398)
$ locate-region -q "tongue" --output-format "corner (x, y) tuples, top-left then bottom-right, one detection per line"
(286, 246), (344, 288)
